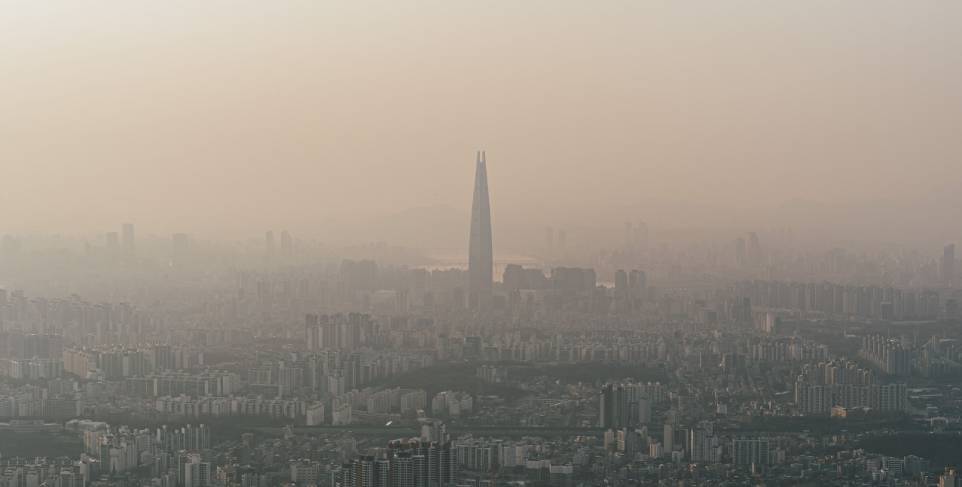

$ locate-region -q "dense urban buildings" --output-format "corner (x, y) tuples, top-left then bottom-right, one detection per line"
(0, 154), (959, 486)
(3, 3), (962, 486)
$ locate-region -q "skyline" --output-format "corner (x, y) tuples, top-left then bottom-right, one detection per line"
(2, 4), (962, 484)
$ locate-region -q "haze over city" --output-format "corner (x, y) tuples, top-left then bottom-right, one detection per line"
(2, 3), (962, 487)
(3, 1), (962, 251)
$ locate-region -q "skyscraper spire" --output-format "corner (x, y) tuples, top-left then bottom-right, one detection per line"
(468, 150), (493, 311)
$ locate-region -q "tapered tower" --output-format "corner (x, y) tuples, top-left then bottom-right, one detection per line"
(468, 150), (493, 310)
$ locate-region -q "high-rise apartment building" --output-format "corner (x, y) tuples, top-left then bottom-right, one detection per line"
(732, 437), (771, 467)
(599, 382), (658, 429)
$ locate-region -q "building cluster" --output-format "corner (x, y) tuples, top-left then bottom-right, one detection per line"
(474, 365), (508, 383)
(0, 379), (81, 420)
(255, 348), (434, 399)
(154, 394), (319, 422)
(0, 458), (90, 487)
(0, 331), (65, 381)
(304, 313), (381, 352)
(0, 356), (63, 380)
(436, 332), (678, 366)
(601, 412), (786, 470)
(0, 293), (153, 348)
(124, 370), (239, 397)
(734, 279), (949, 321)
(598, 381), (667, 429)
(916, 335), (962, 378)
(859, 334), (912, 376)
(329, 439), (457, 487)
(450, 439), (535, 472)
(794, 360), (908, 414)
(82, 423), (211, 476)
(431, 391), (474, 418)
(743, 336), (831, 363)
(361, 387), (427, 416)
(62, 345), (205, 381)
(0, 421), (216, 487)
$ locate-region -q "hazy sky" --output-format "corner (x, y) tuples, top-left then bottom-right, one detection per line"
(2, 1), (960, 248)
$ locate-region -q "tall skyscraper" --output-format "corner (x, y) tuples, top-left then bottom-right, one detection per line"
(468, 150), (493, 310)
